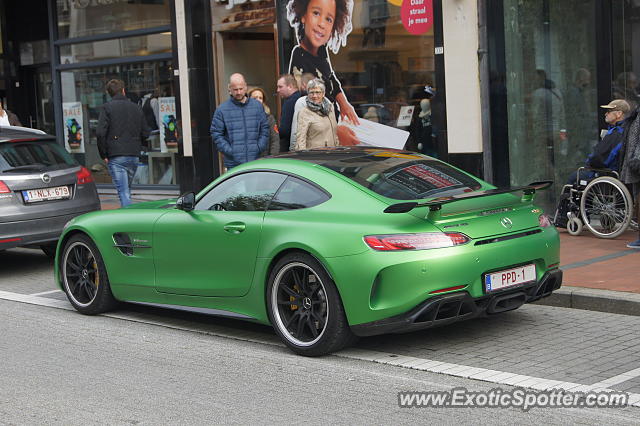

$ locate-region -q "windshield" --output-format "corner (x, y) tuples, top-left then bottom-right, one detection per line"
(0, 139), (77, 173)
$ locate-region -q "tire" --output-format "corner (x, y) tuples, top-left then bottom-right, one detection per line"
(60, 234), (118, 315)
(40, 242), (57, 259)
(266, 252), (356, 356)
(580, 176), (633, 239)
(566, 216), (583, 236)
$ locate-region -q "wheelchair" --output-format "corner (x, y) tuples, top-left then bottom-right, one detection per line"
(553, 167), (634, 238)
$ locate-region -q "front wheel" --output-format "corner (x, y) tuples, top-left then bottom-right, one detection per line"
(60, 234), (118, 315)
(267, 253), (356, 356)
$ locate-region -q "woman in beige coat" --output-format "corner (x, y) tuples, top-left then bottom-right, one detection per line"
(295, 79), (339, 150)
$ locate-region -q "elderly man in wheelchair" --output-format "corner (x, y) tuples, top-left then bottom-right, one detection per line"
(554, 99), (635, 238)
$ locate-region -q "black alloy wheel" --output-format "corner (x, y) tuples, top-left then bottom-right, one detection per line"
(267, 253), (356, 356)
(61, 234), (117, 314)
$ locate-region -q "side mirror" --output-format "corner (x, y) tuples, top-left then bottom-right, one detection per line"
(176, 192), (195, 211)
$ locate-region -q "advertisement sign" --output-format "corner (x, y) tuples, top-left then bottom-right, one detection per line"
(62, 101), (84, 154)
(158, 97), (178, 153)
(401, 0), (434, 35)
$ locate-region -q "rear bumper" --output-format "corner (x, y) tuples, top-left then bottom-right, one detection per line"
(350, 269), (562, 337)
(0, 206), (99, 249)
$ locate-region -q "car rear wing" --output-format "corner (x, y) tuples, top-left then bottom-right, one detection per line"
(384, 181), (553, 219)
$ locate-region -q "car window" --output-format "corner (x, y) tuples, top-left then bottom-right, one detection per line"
(320, 156), (482, 200)
(268, 176), (330, 210)
(0, 139), (77, 173)
(195, 171), (287, 211)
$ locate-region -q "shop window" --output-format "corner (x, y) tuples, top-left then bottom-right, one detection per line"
(284, 0), (437, 156)
(500, 0), (598, 212)
(60, 61), (178, 186)
(57, 0), (171, 40)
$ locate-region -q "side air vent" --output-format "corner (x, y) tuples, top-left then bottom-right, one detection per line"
(113, 233), (133, 256)
(474, 229), (542, 246)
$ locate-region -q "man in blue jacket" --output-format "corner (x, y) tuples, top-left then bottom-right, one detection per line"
(211, 73), (269, 170)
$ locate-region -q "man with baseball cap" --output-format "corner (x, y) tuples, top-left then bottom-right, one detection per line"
(555, 99), (631, 228)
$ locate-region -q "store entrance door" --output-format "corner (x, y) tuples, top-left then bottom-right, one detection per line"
(213, 27), (279, 112)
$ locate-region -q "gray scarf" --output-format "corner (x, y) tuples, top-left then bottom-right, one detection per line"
(305, 97), (332, 116)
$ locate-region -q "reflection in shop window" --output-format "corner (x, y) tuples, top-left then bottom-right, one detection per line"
(59, 33), (172, 64)
(57, 0), (171, 39)
(60, 61), (178, 186)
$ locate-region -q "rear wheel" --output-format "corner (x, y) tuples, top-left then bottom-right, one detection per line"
(267, 253), (356, 356)
(60, 234), (117, 314)
(580, 176), (632, 239)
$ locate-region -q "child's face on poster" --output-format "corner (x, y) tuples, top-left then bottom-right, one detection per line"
(301, 0), (336, 50)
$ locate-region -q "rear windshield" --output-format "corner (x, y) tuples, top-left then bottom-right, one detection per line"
(0, 139), (77, 173)
(318, 152), (482, 200)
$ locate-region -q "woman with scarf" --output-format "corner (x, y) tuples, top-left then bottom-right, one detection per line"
(295, 79), (338, 150)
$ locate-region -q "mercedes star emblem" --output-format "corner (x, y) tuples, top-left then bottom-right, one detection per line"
(500, 217), (513, 229)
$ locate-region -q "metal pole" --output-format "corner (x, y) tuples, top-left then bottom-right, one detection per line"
(477, 0), (493, 183)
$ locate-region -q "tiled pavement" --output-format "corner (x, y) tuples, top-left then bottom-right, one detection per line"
(356, 304), (640, 393)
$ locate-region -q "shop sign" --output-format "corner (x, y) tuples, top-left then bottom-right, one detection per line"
(158, 97), (178, 153)
(401, 0), (434, 35)
(63, 102), (85, 154)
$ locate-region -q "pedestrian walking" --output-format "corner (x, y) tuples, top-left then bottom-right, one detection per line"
(97, 79), (150, 207)
(0, 103), (22, 126)
(295, 79), (338, 150)
(248, 87), (280, 156)
(210, 73), (269, 170)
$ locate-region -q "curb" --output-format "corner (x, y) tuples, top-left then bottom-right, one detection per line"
(534, 285), (640, 317)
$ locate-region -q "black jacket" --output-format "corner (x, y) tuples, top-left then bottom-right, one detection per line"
(97, 94), (150, 159)
(279, 91), (301, 151)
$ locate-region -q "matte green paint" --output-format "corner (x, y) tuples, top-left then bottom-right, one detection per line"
(55, 156), (560, 329)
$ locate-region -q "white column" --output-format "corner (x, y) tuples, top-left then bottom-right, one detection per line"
(174, 0), (193, 156)
(442, 0), (483, 153)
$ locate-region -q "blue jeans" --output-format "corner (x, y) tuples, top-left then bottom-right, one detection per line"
(108, 156), (138, 207)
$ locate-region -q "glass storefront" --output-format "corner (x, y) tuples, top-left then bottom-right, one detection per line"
(500, 0), (598, 211)
(330, 0), (438, 155)
(54, 0), (178, 188)
(212, 0), (441, 166)
(60, 61), (176, 185)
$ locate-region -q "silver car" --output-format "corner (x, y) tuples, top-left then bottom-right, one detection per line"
(0, 126), (101, 257)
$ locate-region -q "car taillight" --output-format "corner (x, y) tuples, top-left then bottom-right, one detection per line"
(539, 214), (553, 228)
(0, 180), (10, 193)
(363, 232), (470, 251)
(76, 166), (93, 184)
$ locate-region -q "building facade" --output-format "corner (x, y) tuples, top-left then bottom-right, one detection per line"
(0, 0), (639, 212)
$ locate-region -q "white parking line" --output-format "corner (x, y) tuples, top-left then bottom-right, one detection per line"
(29, 289), (62, 297)
(1, 289), (639, 408)
(592, 367), (640, 388)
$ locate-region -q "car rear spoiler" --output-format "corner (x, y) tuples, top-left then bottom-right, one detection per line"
(383, 181), (553, 218)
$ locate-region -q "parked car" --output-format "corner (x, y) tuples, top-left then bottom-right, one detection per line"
(55, 147), (561, 356)
(0, 126), (101, 257)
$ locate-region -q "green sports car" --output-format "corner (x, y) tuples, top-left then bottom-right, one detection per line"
(55, 147), (562, 356)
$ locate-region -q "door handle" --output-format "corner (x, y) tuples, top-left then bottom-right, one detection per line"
(223, 222), (246, 234)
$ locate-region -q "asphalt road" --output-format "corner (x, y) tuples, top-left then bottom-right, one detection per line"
(1, 248), (639, 424)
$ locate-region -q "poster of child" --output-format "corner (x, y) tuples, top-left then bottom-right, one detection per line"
(286, 0), (361, 144)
